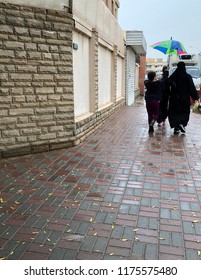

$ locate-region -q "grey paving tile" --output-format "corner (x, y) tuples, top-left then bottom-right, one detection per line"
(1, 102), (201, 260)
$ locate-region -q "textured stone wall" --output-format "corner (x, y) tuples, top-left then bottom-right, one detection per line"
(0, 1), (125, 158)
(0, 2), (74, 158)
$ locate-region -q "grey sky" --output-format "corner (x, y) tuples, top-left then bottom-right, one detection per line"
(118, 0), (201, 60)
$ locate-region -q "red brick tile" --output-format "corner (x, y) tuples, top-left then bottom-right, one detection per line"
(122, 199), (139, 205)
(135, 235), (158, 244)
(160, 201), (180, 209)
(4, 214), (29, 226)
(76, 209), (96, 217)
(45, 223), (66, 231)
(26, 196), (46, 204)
(34, 210), (54, 218)
(57, 240), (81, 250)
(21, 252), (48, 260)
(139, 211), (159, 218)
(184, 234), (201, 243)
(108, 188), (124, 195)
(159, 245), (184, 256)
(126, 182), (143, 189)
(160, 224), (182, 232)
(179, 193), (198, 202)
(0, 239), (8, 248)
(160, 185), (177, 192)
(160, 219), (181, 226)
(181, 215), (201, 223)
(27, 243), (53, 254)
(184, 241), (201, 250)
(101, 201), (120, 208)
(18, 227), (41, 234)
(49, 218), (70, 225)
(117, 213), (137, 221)
(140, 206), (159, 214)
(37, 205), (58, 212)
(144, 177), (160, 183)
(99, 206), (118, 213)
(142, 190), (160, 198)
(12, 233), (35, 242)
(159, 253), (184, 260)
(115, 218), (137, 227)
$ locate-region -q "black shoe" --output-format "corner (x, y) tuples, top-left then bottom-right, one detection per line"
(178, 124), (185, 133)
(149, 125), (154, 133)
(174, 127), (180, 134)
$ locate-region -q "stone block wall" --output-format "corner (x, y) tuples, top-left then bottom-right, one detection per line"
(0, 2), (74, 158)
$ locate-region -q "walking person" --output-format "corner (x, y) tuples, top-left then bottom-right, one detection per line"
(157, 65), (169, 126)
(167, 61), (199, 134)
(144, 71), (164, 133)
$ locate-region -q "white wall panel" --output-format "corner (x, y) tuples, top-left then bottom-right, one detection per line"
(98, 46), (112, 108)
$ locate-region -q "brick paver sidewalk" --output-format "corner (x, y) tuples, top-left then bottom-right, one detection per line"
(1, 100), (201, 260)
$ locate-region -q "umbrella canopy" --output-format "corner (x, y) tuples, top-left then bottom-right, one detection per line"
(151, 39), (187, 55)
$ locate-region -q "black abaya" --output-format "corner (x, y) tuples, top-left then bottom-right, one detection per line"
(167, 63), (199, 128)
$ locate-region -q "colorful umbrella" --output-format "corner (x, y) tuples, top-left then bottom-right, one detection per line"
(151, 39), (187, 55)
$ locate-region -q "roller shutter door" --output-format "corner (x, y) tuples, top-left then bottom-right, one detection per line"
(126, 48), (136, 106)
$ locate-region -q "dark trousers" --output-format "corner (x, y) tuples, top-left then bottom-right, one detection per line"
(157, 94), (168, 123)
(146, 100), (160, 124)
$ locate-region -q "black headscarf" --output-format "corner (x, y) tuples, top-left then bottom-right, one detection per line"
(172, 61), (187, 78)
(169, 61), (189, 97)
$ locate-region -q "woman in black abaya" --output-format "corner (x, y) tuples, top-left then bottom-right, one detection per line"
(168, 61), (199, 134)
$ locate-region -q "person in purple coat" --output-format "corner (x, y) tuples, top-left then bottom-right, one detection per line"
(144, 71), (164, 133)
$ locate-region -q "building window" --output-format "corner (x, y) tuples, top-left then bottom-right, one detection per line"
(103, 0), (119, 19)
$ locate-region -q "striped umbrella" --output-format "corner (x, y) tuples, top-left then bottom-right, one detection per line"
(151, 39), (187, 55)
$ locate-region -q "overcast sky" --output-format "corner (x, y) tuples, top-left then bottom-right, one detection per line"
(118, 0), (201, 60)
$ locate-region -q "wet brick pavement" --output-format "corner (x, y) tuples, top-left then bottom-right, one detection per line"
(1, 99), (201, 260)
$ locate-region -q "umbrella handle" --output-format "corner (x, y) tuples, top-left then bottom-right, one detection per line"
(167, 54), (171, 67)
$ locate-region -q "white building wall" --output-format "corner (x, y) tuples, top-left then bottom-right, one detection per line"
(73, 0), (124, 54)
(73, 0), (125, 117)
(73, 32), (90, 118)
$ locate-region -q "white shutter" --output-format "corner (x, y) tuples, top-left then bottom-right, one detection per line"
(126, 48), (136, 106)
